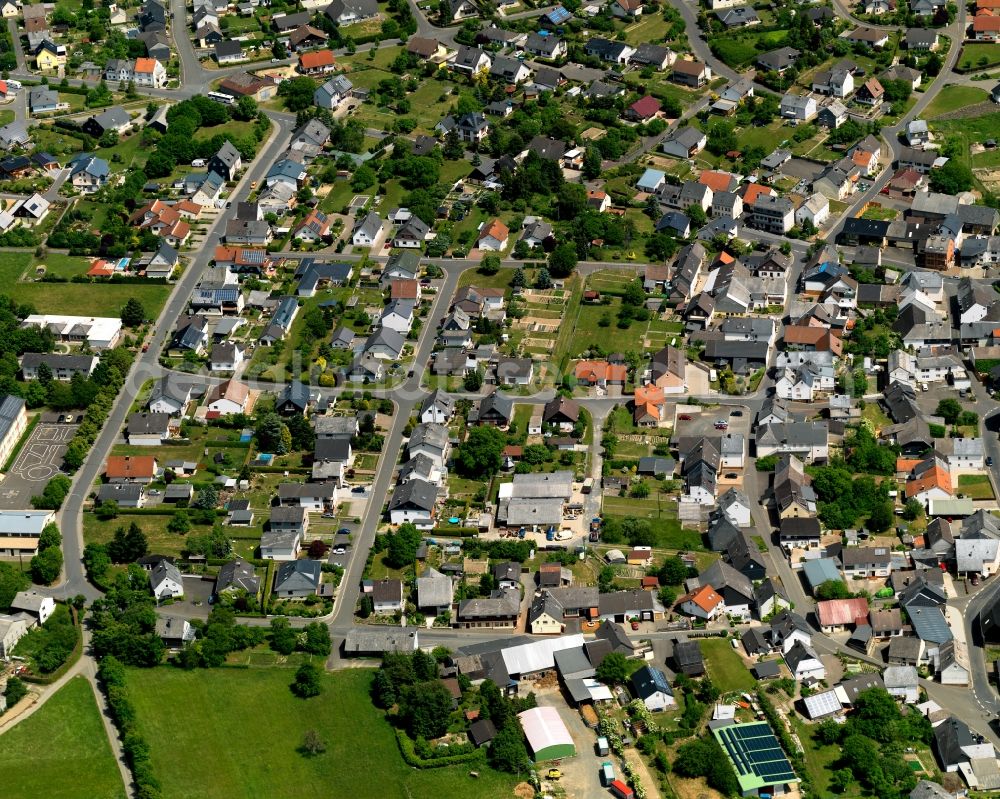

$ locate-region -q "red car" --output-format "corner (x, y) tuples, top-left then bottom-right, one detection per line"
(678, 414), (692, 421)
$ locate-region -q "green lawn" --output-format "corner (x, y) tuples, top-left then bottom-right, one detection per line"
(700, 638), (756, 693)
(602, 497), (704, 550)
(958, 473), (994, 500)
(709, 29), (789, 69)
(193, 119), (259, 142)
(127, 667), (518, 799)
(0, 252), (31, 284)
(35, 253), (90, 279)
(0, 676), (126, 799)
(567, 301), (658, 358)
(622, 14), (670, 46)
(973, 148), (1000, 168)
(10, 281), (172, 317)
(923, 85), (989, 118)
(958, 43), (1000, 71)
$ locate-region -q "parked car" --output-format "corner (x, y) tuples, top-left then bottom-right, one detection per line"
(730, 410), (743, 416)
(678, 414), (692, 421)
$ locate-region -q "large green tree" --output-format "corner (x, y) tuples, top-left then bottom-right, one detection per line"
(455, 426), (506, 477)
(398, 680), (453, 739)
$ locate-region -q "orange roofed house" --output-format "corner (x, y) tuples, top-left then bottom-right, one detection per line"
(634, 384), (667, 426)
(299, 49), (335, 74)
(699, 169), (738, 193)
(905, 459), (953, 505)
(575, 360), (627, 387)
(133, 57), (166, 88)
(679, 584), (723, 620)
(477, 218), (509, 251)
(105, 455), (158, 484)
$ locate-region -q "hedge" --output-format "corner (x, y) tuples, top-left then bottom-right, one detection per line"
(430, 526), (479, 537)
(394, 729), (485, 769)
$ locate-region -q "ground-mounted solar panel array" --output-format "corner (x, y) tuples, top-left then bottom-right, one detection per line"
(712, 721), (799, 792)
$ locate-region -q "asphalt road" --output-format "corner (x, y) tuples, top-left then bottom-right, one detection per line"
(56, 113), (294, 602)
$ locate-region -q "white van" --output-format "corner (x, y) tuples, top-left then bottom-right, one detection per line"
(191, 158), (206, 167)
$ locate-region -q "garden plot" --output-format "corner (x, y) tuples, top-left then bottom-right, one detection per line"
(515, 288), (569, 355)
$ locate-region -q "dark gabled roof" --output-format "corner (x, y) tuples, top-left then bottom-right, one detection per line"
(594, 619), (635, 653)
(934, 716), (983, 768)
(673, 639), (703, 667)
(279, 380), (310, 410)
(389, 478), (437, 511)
(631, 665), (672, 700)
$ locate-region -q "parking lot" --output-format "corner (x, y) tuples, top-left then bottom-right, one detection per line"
(673, 404), (752, 441)
(0, 417), (77, 509)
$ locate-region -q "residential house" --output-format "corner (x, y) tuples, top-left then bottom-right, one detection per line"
(661, 126), (707, 159)
(672, 59), (710, 88)
(150, 560), (184, 599)
(630, 665), (676, 711)
(274, 560), (321, 598)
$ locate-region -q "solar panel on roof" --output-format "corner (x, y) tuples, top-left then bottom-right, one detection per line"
(714, 721), (798, 789)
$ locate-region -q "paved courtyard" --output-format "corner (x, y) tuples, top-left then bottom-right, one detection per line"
(0, 421), (76, 509)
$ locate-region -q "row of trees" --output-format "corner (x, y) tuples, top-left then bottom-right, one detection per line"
(98, 655), (163, 799)
(30, 522), (63, 585)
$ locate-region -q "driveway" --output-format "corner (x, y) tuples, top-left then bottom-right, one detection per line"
(0, 421), (77, 509)
(535, 688), (608, 799)
(164, 575), (215, 619)
(781, 158), (826, 182)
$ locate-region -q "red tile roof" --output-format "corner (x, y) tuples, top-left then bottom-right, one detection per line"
(629, 95), (661, 119)
(299, 50), (334, 69)
(105, 455), (157, 479)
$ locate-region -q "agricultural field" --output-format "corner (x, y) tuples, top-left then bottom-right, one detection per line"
(0, 677), (126, 799)
(126, 667), (519, 799)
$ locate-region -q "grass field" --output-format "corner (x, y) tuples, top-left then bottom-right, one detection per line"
(623, 14), (670, 45)
(958, 473), (994, 500)
(709, 29), (789, 69)
(0, 676), (126, 799)
(700, 638), (756, 693)
(601, 496), (704, 550)
(923, 85), (989, 118)
(931, 111), (1000, 182)
(0, 251), (172, 317)
(973, 148), (1000, 168)
(83, 512), (212, 558)
(127, 667), (518, 799)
